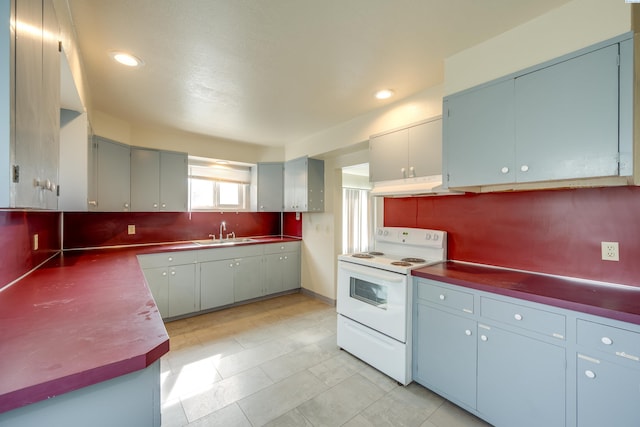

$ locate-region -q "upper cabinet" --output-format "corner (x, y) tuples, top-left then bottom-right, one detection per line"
(252, 162), (284, 212)
(443, 34), (633, 190)
(88, 136), (131, 212)
(284, 156), (324, 212)
(0, 0), (60, 209)
(130, 147), (187, 212)
(369, 117), (442, 183)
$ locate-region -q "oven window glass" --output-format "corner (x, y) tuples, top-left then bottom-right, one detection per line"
(350, 277), (387, 310)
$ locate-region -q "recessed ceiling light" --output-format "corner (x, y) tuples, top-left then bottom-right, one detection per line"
(109, 51), (144, 68)
(375, 89), (394, 100)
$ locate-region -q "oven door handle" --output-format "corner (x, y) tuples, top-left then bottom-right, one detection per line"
(339, 263), (405, 283)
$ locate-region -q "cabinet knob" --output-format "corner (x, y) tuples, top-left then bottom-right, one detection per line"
(284, 256), (288, 260)
(279, 256), (283, 260)
(480, 335), (488, 342)
(520, 165), (529, 172)
(162, 271), (167, 276)
(161, 203), (166, 208)
(409, 166), (415, 177)
(465, 330), (472, 336)
(153, 203), (158, 208)
(514, 313), (523, 321)
(170, 271), (176, 276)
(584, 370), (596, 379)
(601, 337), (613, 345)
(168, 257), (173, 262)
(501, 167), (509, 174)
(401, 167), (406, 178)
(229, 263), (234, 267)
(235, 262), (240, 266)
(439, 294), (446, 301)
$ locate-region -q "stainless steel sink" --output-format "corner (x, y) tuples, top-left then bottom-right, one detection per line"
(192, 238), (256, 246)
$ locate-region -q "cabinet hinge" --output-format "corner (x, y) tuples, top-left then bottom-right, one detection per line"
(616, 53), (620, 67)
(12, 165), (19, 183)
(447, 108), (451, 118)
(57, 185), (60, 197)
(58, 40), (62, 53)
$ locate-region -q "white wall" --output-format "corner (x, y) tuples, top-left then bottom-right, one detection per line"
(58, 112), (88, 211)
(445, 0), (632, 95)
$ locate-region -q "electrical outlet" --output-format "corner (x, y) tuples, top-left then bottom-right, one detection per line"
(33, 234), (38, 251)
(601, 241), (619, 261)
(128, 224), (136, 235)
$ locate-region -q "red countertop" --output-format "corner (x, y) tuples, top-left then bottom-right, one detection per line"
(412, 261), (640, 325)
(0, 235), (300, 414)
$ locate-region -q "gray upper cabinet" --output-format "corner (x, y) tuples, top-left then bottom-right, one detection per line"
(255, 162), (283, 212)
(444, 80), (515, 187)
(370, 118), (442, 182)
(284, 156), (324, 212)
(444, 34), (632, 189)
(89, 136), (131, 211)
(1, 0), (60, 209)
(130, 147), (187, 212)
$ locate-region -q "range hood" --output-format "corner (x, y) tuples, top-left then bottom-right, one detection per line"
(370, 175), (462, 197)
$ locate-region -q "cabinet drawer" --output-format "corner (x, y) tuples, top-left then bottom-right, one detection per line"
(480, 297), (565, 339)
(263, 241), (300, 254)
(416, 281), (474, 314)
(137, 251), (196, 268)
(577, 320), (640, 361)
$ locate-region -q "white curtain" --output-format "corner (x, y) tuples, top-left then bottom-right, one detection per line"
(342, 187), (370, 254)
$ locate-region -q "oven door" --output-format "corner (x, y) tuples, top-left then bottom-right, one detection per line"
(337, 260), (408, 342)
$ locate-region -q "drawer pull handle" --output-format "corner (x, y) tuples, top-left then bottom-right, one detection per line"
(584, 370), (596, 379)
(465, 330), (472, 336)
(439, 294), (445, 301)
(514, 313), (523, 321)
(601, 337), (613, 345)
(615, 351), (640, 362)
(480, 335), (488, 342)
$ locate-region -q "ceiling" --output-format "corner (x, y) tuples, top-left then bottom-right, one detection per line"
(67, 0), (570, 148)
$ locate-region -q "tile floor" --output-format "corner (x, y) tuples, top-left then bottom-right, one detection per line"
(160, 293), (492, 427)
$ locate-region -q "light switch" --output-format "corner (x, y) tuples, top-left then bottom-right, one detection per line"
(128, 225), (136, 235)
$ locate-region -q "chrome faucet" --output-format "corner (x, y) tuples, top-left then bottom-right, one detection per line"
(219, 221), (226, 240)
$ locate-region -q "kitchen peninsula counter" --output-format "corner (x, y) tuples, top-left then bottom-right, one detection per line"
(0, 235), (300, 416)
(412, 261), (640, 325)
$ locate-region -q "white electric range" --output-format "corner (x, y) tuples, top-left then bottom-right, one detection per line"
(336, 226), (447, 385)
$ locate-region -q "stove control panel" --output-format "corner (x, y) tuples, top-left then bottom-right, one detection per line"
(375, 227), (446, 248)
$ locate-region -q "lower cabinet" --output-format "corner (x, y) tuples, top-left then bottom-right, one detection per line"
(139, 251), (198, 318)
(414, 277), (640, 427)
(476, 324), (565, 427)
(200, 259), (234, 311)
(140, 241), (302, 319)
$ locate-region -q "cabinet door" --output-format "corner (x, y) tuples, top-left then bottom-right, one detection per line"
(444, 79), (515, 187)
(408, 119), (441, 179)
(264, 253), (284, 295)
(130, 148), (160, 211)
(143, 267), (169, 318)
(94, 137), (130, 211)
(369, 129), (408, 182)
(284, 157), (306, 211)
(159, 151), (187, 211)
(306, 157), (324, 212)
(200, 260), (234, 310)
(13, 0), (43, 208)
(257, 163), (283, 212)
(281, 250), (300, 291)
(168, 264), (197, 317)
(40, 0), (59, 210)
(477, 325), (565, 427)
(577, 355), (640, 427)
(233, 257), (263, 302)
(414, 304), (476, 409)
(515, 44), (620, 182)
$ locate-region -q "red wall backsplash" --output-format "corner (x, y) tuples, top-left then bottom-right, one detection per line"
(384, 186), (640, 287)
(283, 212), (303, 237)
(63, 211), (296, 249)
(0, 210), (61, 288)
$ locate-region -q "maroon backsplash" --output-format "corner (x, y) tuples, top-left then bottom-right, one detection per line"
(0, 210), (61, 288)
(62, 211), (299, 249)
(384, 186), (640, 287)
(283, 212), (303, 237)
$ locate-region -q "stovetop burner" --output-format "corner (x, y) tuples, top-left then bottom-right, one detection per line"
(368, 251), (384, 256)
(391, 261), (412, 267)
(402, 257), (426, 263)
(352, 253), (374, 259)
